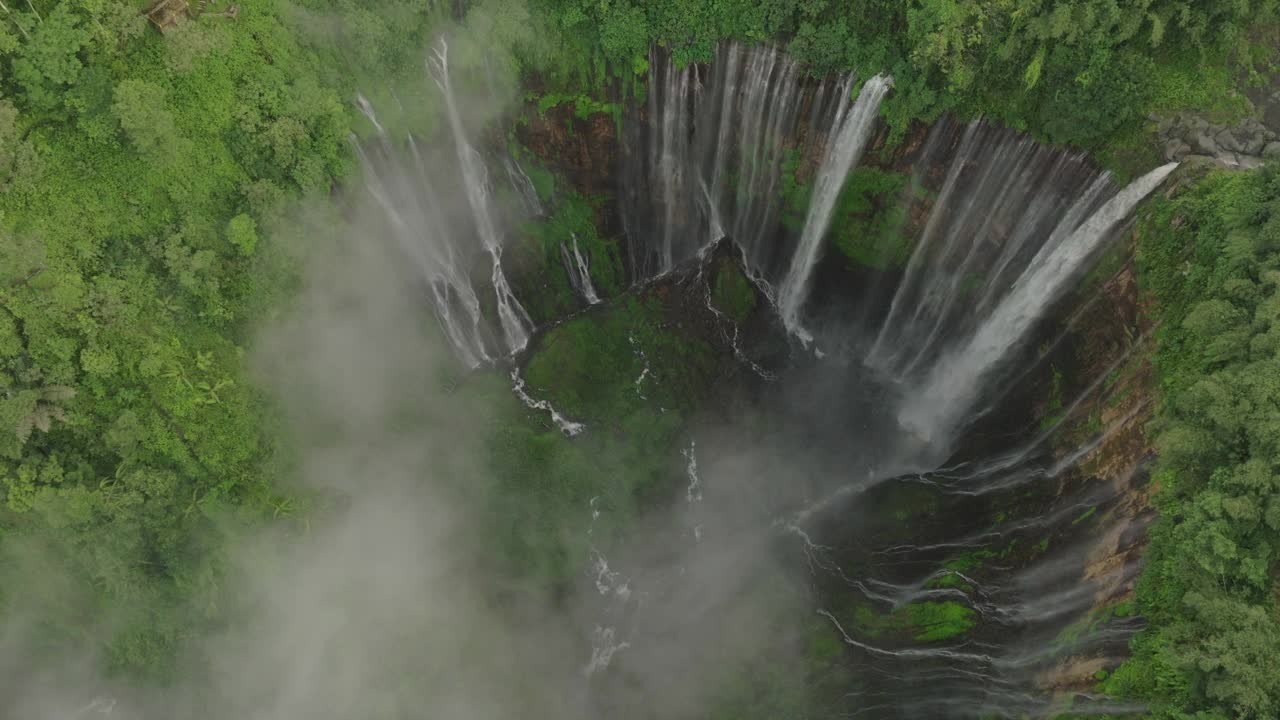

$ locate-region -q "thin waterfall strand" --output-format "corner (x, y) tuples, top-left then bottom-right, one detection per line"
(429, 38), (533, 354)
(350, 99), (492, 368)
(776, 75), (893, 338)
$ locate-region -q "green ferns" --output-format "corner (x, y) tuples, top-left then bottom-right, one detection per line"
(525, 295), (716, 423)
(493, 292), (721, 586)
(830, 167), (915, 271)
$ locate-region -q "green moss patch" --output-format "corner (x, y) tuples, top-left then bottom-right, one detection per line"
(711, 259), (757, 323)
(850, 600), (978, 643)
(524, 294), (718, 423)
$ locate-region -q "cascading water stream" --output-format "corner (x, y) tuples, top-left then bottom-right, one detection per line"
(867, 120), (1116, 378)
(562, 233), (602, 305)
(505, 155), (544, 217)
(429, 38), (534, 354)
(350, 96), (492, 368)
(781, 154), (1176, 521)
(893, 161), (1177, 443)
(511, 368), (586, 436)
(344, 37), (1182, 718)
(351, 40), (548, 367)
(776, 75), (892, 338)
(650, 55), (692, 274)
(622, 44), (892, 292)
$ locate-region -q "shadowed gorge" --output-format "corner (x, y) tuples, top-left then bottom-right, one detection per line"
(1, 2), (1278, 719)
(348, 40), (1176, 719)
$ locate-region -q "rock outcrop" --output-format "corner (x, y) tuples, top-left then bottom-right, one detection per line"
(1157, 112), (1274, 169)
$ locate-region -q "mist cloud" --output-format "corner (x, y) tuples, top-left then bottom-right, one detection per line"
(0, 11), (808, 714)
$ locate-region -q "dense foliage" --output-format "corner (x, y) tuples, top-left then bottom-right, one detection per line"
(0, 0), (454, 679)
(1101, 165), (1280, 719)
(536, 0), (1274, 172)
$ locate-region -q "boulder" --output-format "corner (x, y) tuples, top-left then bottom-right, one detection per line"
(1238, 155), (1264, 170)
(1163, 138), (1190, 161)
(1182, 154), (1219, 171)
(1240, 131), (1267, 156)
(1214, 129), (1242, 153)
(1192, 131), (1220, 156)
(1264, 90), (1280, 130)
(1214, 150), (1241, 168)
(1265, 141), (1280, 159)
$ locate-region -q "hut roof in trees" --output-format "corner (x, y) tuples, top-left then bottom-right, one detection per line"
(144, 0), (190, 34)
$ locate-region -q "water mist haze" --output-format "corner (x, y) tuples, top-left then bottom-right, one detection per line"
(0, 24), (812, 719)
(0, 11), (1183, 718)
(243, 130), (809, 720)
(1, 92), (570, 720)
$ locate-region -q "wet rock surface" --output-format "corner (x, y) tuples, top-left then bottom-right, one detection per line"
(511, 88), (1178, 715)
(515, 102), (619, 204)
(1157, 112), (1272, 169)
(1156, 74), (1280, 170)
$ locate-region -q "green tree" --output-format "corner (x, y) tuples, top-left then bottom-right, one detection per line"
(9, 4), (89, 113)
(226, 213), (259, 257)
(111, 78), (185, 162)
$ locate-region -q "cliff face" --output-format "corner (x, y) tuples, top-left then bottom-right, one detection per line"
(1021, 239), (1158, 696)
(507, 93), (1172, 712)
(516, 103), (620, 208)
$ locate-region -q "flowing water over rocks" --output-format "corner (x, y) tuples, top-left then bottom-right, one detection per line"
(619, 44), (891, 294)
(352, 39), (1179, 719)
(429, 39), (534, 354)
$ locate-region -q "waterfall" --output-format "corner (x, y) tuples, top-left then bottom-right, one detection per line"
(295, 39), (1179, 718)
(651, 55), (693, 274)
(867, 120), (1114, 377)
(776, 75), (893, 338)
(350, 97), (492, 368)
(429, 38), (534, 354)
(894, 161), (1178, 443)
(351, 41), (543, 365)
(718, 45), (803, 264)
(354, 41), (897, 366)
(561, 233), (602, 304)
(504, 155), (544, 217)
(353, 39), (1171, 449)
(622, 44), (891, 285)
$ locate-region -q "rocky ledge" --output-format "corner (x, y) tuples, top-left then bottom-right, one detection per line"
(1157, 112), (1277, 169)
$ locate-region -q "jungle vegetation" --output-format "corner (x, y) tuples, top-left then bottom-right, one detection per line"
(1097, 164), (1280, 720)
(0, 0), (1278, 717)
